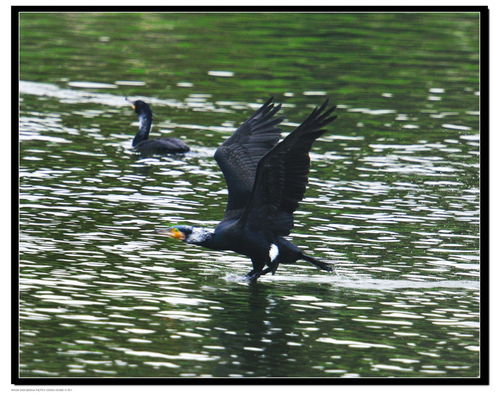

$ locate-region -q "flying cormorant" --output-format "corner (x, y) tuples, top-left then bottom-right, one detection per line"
(128, 99), (190, 155)
(158, 98), (337, 281)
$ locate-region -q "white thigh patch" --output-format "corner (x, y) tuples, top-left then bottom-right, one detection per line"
(269, 244), (279, 262)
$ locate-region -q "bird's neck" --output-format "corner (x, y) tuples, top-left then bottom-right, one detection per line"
(132, 112), (153, 147)
(188, 228), (226, 250)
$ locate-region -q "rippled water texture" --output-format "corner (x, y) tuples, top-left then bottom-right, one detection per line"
(18, 12), (480, 379)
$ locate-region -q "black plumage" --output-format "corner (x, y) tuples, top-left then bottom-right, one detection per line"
(159, 98), (337, 280)
(128, 99), (189, 155)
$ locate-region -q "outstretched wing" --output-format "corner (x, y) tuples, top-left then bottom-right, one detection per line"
(238, 99), (337, 235)
(214, 98), (283, 219)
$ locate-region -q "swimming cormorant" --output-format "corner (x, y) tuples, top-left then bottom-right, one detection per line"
(158, 98), (337, 280)
(128, 99), (190, 155)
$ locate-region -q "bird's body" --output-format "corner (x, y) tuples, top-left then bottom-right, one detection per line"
(159, 98), (337, 280)
(134, 137), (189, 155)
(129, 99), (190, 155)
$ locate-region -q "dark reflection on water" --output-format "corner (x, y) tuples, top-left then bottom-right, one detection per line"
(19, 12), (480, 378)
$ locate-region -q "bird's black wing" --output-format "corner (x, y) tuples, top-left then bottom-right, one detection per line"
(214, 98), (283, 219)
(238, 99), (337, 235)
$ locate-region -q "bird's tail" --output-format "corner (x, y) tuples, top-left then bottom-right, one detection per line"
(301, 253), (334, 272)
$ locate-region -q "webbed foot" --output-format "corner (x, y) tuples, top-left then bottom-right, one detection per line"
(245, 267), (274, 282)
(245, 269), (261, 282)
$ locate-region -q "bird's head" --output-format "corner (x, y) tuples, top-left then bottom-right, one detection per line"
(157, 225), (213, 245)
(127, 99), (151, 116)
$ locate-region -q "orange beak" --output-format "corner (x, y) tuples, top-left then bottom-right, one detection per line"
(125, 97), (135, 110)
(157, 227), (185, 240)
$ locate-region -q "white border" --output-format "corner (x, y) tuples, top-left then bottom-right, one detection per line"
(3, 1), (496, 395)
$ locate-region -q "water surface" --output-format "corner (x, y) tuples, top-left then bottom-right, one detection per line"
(19, 12), (480, 379)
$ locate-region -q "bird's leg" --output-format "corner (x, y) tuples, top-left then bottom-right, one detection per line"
(246, 259), (267, 281)
(267, 261), (280, 275)
(246, 273), (260, 282)
(260, 267), (274, 276)
(246, 268), (260, 280)
(245, 264), (276, 281)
